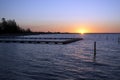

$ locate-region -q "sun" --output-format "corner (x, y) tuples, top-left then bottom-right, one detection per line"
(77, 29), (86, 34)
(80, 30), (85, 34)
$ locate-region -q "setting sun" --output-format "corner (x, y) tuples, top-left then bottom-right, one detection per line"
(76, 28), (87, 34)
(80, 30), (85, 34)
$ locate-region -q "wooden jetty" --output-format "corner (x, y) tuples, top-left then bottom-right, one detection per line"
(0, 37), (83, 44)
(0, 36), (80, 40)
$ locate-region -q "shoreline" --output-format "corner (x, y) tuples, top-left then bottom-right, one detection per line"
(0, 32), (120, 36)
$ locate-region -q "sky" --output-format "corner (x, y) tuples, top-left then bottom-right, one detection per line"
(0, 0), (120, 33)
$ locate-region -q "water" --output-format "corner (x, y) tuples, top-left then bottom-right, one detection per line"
(0, 34), (120, 80)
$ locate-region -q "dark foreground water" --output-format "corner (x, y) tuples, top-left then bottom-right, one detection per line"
(0, 34), (120, 80)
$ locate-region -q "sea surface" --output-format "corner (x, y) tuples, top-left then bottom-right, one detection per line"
(0, 34), (120, 80)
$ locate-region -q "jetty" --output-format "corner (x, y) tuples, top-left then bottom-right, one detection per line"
(0, 37), (83, 44)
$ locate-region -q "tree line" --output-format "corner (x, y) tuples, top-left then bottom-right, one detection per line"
(0, 18), (31, 34)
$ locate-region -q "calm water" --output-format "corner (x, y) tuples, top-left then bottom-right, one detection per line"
(0, 34), (120, 80)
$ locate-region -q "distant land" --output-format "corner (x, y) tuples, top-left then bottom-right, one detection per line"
(0, 18), (120, 36)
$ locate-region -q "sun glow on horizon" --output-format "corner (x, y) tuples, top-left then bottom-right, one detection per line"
(76, 28), (88, 34)
(80, 30), (85, 34)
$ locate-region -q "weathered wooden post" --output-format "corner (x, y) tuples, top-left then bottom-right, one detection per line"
(94, 41), (96, 57)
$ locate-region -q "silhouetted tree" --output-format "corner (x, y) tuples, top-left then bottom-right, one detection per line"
(26, 28), (31, 33)
(0, 18), (32, 34)
(1, 18), (8, 33)
(7, 19), (20, 33)
(0, 25), (1, 31)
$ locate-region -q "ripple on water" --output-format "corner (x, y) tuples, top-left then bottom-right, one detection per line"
(0, 34), (120, 80)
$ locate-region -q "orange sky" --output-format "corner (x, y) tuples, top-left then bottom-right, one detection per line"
(22, 22), (120, 33)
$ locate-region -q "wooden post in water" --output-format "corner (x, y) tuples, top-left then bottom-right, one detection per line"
(94, 41), (96, 57)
